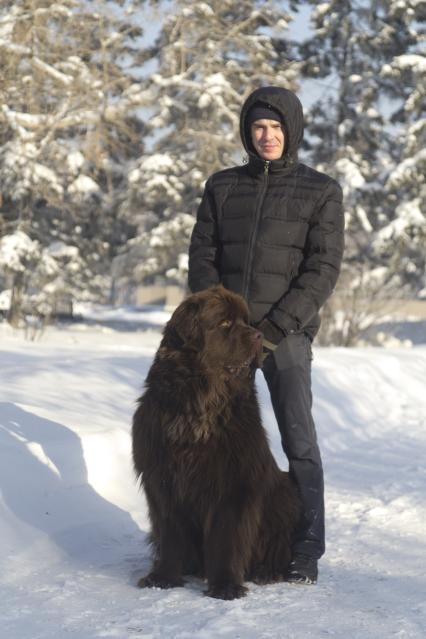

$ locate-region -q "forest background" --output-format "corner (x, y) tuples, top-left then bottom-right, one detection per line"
(0, 0), (424, 345)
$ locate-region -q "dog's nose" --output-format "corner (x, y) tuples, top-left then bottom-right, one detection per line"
(253, 330), (262, 341)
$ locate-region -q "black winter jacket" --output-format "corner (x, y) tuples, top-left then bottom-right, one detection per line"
(188, 86), (345, 340)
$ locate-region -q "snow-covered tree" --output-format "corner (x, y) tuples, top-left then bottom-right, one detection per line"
(298, 0), (425, 342)
(116, 0), (303, 290)
(300, 0), (408, 250)
(0, 0), (148, 321)
(0, 230), (86, 326)
(0, 231), (40, 325)
(377, 36), (426, 295)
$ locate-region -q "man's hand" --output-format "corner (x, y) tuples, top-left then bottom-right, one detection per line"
(256, 318), (285, 364)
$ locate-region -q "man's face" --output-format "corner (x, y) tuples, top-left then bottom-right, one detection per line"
(250, 119), (285, 161)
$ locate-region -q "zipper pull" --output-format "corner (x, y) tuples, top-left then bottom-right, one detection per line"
(264, 161), (270, 175)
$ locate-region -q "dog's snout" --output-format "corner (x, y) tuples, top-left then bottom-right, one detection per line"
(252, 330), (262, 342)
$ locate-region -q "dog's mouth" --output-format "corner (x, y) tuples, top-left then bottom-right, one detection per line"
(225, 343), (262, 377)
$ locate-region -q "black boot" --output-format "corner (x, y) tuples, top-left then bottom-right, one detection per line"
(285, 553), (318, 585)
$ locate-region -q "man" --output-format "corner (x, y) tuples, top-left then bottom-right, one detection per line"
(188, 86), (345, 584)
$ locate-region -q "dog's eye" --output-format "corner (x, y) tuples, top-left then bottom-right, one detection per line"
(219, 319), (232, 329)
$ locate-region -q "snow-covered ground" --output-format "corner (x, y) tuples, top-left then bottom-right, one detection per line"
(1, 314), (425, 639)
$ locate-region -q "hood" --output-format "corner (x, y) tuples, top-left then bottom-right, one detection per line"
(240, 86), (304, 162)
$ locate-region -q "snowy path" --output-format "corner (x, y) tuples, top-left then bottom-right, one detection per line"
(0, 324), (425, 638)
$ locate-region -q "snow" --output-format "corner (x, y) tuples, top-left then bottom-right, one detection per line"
(0, 316), (425, 638)
(197, 73), (240, 121)
(314, 3), (331, 18)
(72, 303), (171, 328)
(1, 106), (49, 130)
(67, 151), (85, 174)
(0, 288), (11, 311)
(48, 4), (73, 19)
(195, 3), (215, 17)
(356, 205), (373, 232)
(387, 149), (426, 186)
(149, 214), (194, 248)
(68, 175), (100, 196)
(129, 154), (175, 183)
(375, 198), (424, 244)
(0, 231), (39, 272)
(46, 242), (79, 260)
(33, 163), (64, 195)
(31, 57), (74, 86)
(335, 157), (365, 190)
(0, 38), (31, 56)
(384, 54), (426, 74)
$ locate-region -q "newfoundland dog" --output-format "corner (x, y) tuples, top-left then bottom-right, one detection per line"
(132, 285), (301, 599)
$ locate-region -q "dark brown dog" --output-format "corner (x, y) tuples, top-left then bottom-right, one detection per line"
(132, 285), (301, 599)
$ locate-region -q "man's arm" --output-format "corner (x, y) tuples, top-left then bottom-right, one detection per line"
(264, 179), (345, 337)
(188, 178), (221, 293)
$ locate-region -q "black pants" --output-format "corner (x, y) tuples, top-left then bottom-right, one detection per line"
(262, 333), (325, 560)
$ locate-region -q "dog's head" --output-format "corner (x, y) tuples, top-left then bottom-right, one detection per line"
(161, 286), (262, 375)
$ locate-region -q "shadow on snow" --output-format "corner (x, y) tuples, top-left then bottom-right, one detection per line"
(0, 402), (149, 578)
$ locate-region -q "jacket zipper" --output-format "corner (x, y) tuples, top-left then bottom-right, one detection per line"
(242, 160), (270, 300)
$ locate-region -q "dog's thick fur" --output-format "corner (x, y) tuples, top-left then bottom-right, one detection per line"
(132, 286), (301, 599)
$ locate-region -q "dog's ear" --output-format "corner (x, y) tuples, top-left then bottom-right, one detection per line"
(162, 297), (204, 352)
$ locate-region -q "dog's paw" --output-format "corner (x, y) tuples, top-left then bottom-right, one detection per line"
(205, 582), (248, 600)
(137, 572), (184, 589)
(250, 566), (284, 585)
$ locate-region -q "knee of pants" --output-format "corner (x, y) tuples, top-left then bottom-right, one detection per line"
(282, 427), (322, 464)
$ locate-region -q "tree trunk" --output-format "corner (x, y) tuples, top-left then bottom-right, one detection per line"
(7, 274), (24, 327)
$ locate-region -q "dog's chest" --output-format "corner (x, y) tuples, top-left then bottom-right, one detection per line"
(169, 438), (237, 505)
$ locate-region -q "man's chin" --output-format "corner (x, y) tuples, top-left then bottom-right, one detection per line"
(259, 151), (282, 161)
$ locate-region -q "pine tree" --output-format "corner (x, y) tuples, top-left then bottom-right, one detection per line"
(116, 0), (303, 291)
(300, 0), (406, 253)
(0, 0), (147, 323)
(376, 0), (426, 296)
(298, 0), (425, 343)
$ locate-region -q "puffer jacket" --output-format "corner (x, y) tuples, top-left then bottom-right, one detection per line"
(188, 86), (345, 340)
